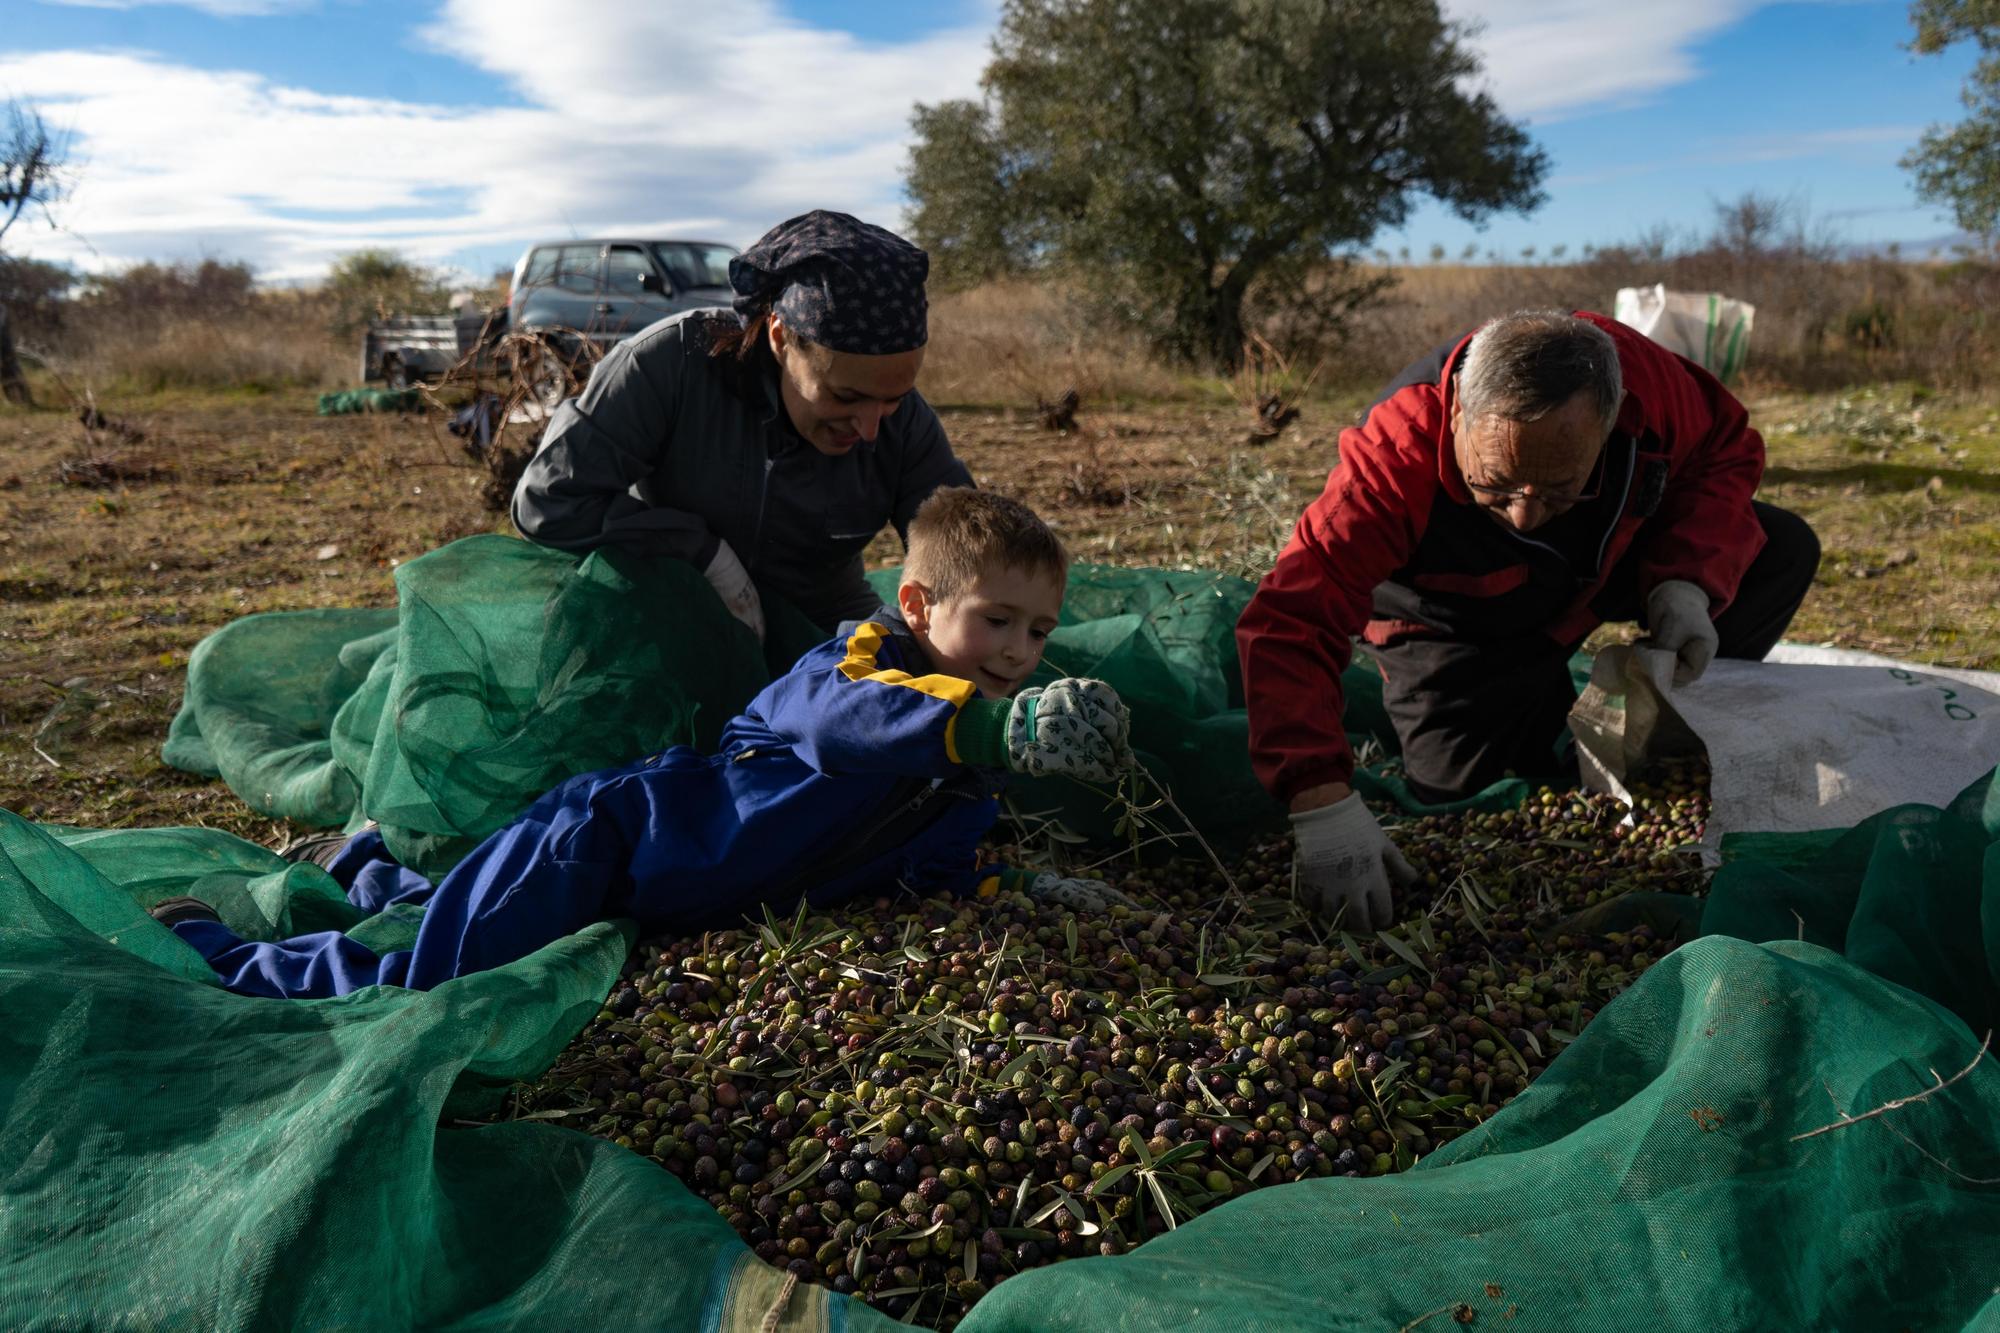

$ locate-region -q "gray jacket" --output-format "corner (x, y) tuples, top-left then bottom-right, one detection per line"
(512, 309), (972, 627)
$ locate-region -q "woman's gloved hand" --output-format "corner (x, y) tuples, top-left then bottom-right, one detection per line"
(703, 540), (766, 642)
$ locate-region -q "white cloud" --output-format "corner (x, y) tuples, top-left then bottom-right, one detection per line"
(1548, 123), (1924, 187)
(2, 2), (993, 280)
(1715, 125), (1925, 162)
(1443, 0), (1754, 121)
(1445, 0), (1885, 123)
(417, 0), (994, 150)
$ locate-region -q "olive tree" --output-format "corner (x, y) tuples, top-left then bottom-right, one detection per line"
(1903, 0), (2000, 247)
(906, 0), (1548, 368)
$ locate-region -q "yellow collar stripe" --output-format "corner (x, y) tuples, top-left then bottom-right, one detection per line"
(837, 621), (977, 764)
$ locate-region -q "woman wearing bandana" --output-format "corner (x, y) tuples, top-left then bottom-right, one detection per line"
(511, 210), (973, 639)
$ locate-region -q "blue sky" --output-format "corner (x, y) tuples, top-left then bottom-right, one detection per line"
(1394, 1), (1978, 261)
(0, 0), (1977, 283)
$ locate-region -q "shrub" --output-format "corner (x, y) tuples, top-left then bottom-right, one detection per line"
(322, 249), (449, 337)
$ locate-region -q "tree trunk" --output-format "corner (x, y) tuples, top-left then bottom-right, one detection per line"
(1203, 281), (1249, 373)
(0, 302), (31, 406)
(1202, 233), (1297, 373)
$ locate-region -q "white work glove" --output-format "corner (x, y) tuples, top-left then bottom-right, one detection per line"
(1291, 792), (1417, 932)
(702, 540), (765, 643)
(1022, 873), (1136, 912)
(1005, 678), (1130, 783)
(1638, 580), (1717, 686)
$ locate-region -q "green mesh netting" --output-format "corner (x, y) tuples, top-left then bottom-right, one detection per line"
(6, 768), (1996, 1328)
(316, 387), (424, 415)
(165, 535), (825, 879)
(169, 542), (1526, 883)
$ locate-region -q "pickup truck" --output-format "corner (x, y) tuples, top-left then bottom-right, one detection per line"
(361, 237), (738, 403)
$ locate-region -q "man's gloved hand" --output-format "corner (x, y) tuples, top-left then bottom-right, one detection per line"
(703, 540), (766, 642)
(1639, 579), (1718, 686)
(1020, 872), (1136, 912)
(1006, 678), (1130, 782)
(1291, 792), (1417, 932)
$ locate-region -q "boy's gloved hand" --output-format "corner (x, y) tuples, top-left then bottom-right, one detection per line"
(703, 540), (766, 643)
(1020, 872), (1135, 912)
(1638, 579), (1717, 686)
(1006, 678), (1130, 782)
(1291, 792), (1417, 932)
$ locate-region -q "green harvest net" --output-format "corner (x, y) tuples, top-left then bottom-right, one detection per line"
(316, 386), (425, 415)
(163, 535), (826, 879)
(4, 768), (1995, 1329)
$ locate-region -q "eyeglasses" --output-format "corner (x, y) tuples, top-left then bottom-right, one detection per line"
(1463, 448), (1607, 509)
(1464, 476), (1602, 508)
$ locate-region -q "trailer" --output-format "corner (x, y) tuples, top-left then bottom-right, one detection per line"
(360, 306), (506, 388)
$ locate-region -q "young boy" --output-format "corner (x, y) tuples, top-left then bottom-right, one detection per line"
(167, 489), (1132, 999)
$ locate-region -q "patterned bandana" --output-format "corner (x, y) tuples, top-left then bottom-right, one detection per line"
(729, 210), (929, 355)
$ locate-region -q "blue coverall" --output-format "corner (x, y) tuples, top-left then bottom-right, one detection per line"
(173, 610), (1006, 998)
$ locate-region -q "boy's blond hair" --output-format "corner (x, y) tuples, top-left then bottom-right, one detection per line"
(903, 487), (1068, 603)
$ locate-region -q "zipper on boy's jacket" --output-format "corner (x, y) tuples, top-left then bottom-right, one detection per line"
(775, 777), (979, 903)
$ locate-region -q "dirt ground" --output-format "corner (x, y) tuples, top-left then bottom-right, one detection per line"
(2, 382), (1995, 841)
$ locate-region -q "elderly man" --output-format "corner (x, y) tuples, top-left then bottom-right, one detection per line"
(1237, 309), (1819, 929)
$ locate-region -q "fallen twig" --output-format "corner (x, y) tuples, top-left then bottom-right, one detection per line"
(1871, 1099), (2000, 1185)
(1791, 1030), (1991, 1142)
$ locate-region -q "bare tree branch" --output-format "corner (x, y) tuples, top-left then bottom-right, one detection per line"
(1, 99), (73, 406)
(0, 101), (67, 248)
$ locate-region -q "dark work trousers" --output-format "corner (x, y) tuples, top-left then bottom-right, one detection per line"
(1362, 501), (1821, 803)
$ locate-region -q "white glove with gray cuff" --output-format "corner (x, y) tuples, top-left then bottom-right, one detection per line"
(1290, 792), (1417, 932)
(1638, 579), (1717, 686)
(703, 540), (766, 643)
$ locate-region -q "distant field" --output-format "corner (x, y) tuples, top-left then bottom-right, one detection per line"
(1, 375), (1993, 844)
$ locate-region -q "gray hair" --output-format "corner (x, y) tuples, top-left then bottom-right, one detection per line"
(1457, 311), (1622, 431)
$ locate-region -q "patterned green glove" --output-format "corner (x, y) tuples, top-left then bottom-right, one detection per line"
(1026, 873), (1135, 911)
(1005, 678), (1130, 782)
(991, 869), (1136, 912)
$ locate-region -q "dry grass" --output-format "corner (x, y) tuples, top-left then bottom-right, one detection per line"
(1337, 254), (2000, 390)
(49, 293), (352, 395)
(919, 256), (2000, 407)
(0, 394), (503, 841)
(1752, 387), (2000, 668)
(920, 280), (1188, 408)
(22, 249), (1992, 410)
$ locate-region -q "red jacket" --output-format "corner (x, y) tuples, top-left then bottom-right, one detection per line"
(1237, 312), (1767, 802)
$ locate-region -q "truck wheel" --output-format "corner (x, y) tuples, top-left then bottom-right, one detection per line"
(528, 355), (569, 412)
(510, 339), (577, 418)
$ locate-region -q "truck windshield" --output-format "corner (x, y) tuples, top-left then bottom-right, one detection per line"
(653, 243), (736, 290)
